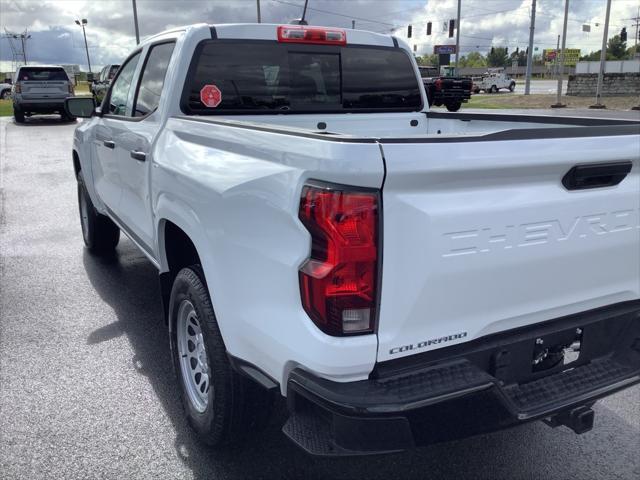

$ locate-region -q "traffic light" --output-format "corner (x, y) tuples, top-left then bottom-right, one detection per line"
(491, 47), (495, 55)
(407, 25), (412, 38)
(620, 27), (627, 42)
(448, 19), (455, 38)
(505, 47), (508, 55)
(426, 22), (432, 35)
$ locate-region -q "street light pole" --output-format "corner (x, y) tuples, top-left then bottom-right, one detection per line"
(132, 0), (140, 44)
(257, 0), (261, 23)
(524, 0), (536, 95)
(75, 19), (92, 74)
(590, 0), (612, 108)
(552, 0), (569, 107)
(455, 0), (461, 67)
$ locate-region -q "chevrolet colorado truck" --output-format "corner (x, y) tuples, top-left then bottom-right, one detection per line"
(66, 23), (640, 456)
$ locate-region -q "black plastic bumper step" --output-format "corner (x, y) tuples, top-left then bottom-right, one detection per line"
(502, 358), (638, 418)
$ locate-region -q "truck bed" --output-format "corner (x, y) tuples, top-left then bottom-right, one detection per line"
(181, 110), (640, 141)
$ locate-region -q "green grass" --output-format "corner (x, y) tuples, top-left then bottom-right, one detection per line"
(465, 95), (519, 109)
(0, 99), (12, 116)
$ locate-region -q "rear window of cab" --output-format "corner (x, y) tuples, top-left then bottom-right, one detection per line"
(182, 41), (422, 114)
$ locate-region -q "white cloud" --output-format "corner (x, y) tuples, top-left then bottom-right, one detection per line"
(1, 0), (638, 72)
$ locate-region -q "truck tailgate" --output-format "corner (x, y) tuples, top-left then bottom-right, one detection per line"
(377, 133), (640, 362)
(21, 81), (68, 97)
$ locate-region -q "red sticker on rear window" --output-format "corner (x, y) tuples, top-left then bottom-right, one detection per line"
(200, 84), (222, 108)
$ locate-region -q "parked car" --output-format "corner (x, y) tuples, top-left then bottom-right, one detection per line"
(1, 81), (12, 100)
(12, 65), (75, 122)
(90, 64), (120, 103)
(473, 69), (516, 93)
(419, 65), (471, 111)
(66, 23), (640, 456)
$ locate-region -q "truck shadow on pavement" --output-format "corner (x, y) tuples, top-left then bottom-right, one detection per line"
(82, 239), (639, 480)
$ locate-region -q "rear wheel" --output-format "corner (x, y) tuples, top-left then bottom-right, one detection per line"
(1, 89), (10, 100)
(77, 173), (120, 254)
(509, 82), (516, 92)
(13, 106), (24, 123)
(446, 101), (462, 112)
(61, 111), (76, 122)
(490, 85), (498, 94)
(169, 266), (273, 447)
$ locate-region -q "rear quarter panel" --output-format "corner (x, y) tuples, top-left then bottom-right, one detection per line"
(152, 118), (385, 390)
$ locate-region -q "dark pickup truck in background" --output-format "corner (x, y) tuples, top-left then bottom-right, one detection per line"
(419, 65), (472, 112)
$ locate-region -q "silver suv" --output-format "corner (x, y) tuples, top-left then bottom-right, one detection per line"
(12, 65), (75, 123)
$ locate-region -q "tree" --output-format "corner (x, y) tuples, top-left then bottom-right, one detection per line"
(606, 34), (627, 59)
(510, 48), (528, 66)
(459, 51), (487, 67)
(415, 54), (439, 66)
(579, 33), (632, 61)
(486, 47), (509, 67)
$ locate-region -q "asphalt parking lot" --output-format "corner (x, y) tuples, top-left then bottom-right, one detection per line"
(1, 114), (639, 480)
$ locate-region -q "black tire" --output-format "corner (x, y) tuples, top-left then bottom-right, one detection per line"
(490, 85), (498, 94)
(509, 82), (516, 92)
(169, 266), (273, 447)
(13, 106), (24, 123)
(77, 173), (120, 254)
(1, 89), (10, 100)
(446, 101), (462, 112)
(61, 111), (77, 122)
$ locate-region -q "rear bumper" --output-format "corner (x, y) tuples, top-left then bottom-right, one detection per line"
(14, 98), (68, 112)
(283, 301), (640, 456)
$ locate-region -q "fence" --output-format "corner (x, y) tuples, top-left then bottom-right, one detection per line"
(575, 60), (640, 74)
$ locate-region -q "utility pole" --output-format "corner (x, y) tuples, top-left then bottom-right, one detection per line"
(524, 0), (536, 95)
(20, 35), (28, 64)
(132, 0), (140, 44)
(590, 0), (612, 108)
(552, 0), (569, 107)
(352, 20), (355, 29)
(257, 0), (261, 23)
(555, 35), (560, 76)
(632, 6), (639, 55)
(455, 0), (461, 67)
(632, 7), (640, 110)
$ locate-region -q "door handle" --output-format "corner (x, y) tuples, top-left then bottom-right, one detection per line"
(103, 140), (115, 149)
(130, 150), (146, 162)
(562, 161), (632, 190)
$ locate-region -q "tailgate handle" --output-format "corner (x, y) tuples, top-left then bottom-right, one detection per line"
(562, 161), (632, 190)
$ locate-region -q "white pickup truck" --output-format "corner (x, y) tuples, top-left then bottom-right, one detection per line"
(66, 23), (640, 456)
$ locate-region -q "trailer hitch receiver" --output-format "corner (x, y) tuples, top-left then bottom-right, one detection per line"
(543, 405), (595, 434)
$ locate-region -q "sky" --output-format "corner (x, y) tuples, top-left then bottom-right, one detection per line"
(1, 0), (639, 72)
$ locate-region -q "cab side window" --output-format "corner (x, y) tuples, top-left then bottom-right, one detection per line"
(107, 53), (141, 117)
(133, 42), (175, 117)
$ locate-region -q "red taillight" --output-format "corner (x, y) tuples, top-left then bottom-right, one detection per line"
(298, 183), (379, 336)
(278, 25), (347, 45)
(435, 78), (442, 91)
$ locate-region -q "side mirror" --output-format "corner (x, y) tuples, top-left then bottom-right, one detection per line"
(65, 96), (97, 118)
